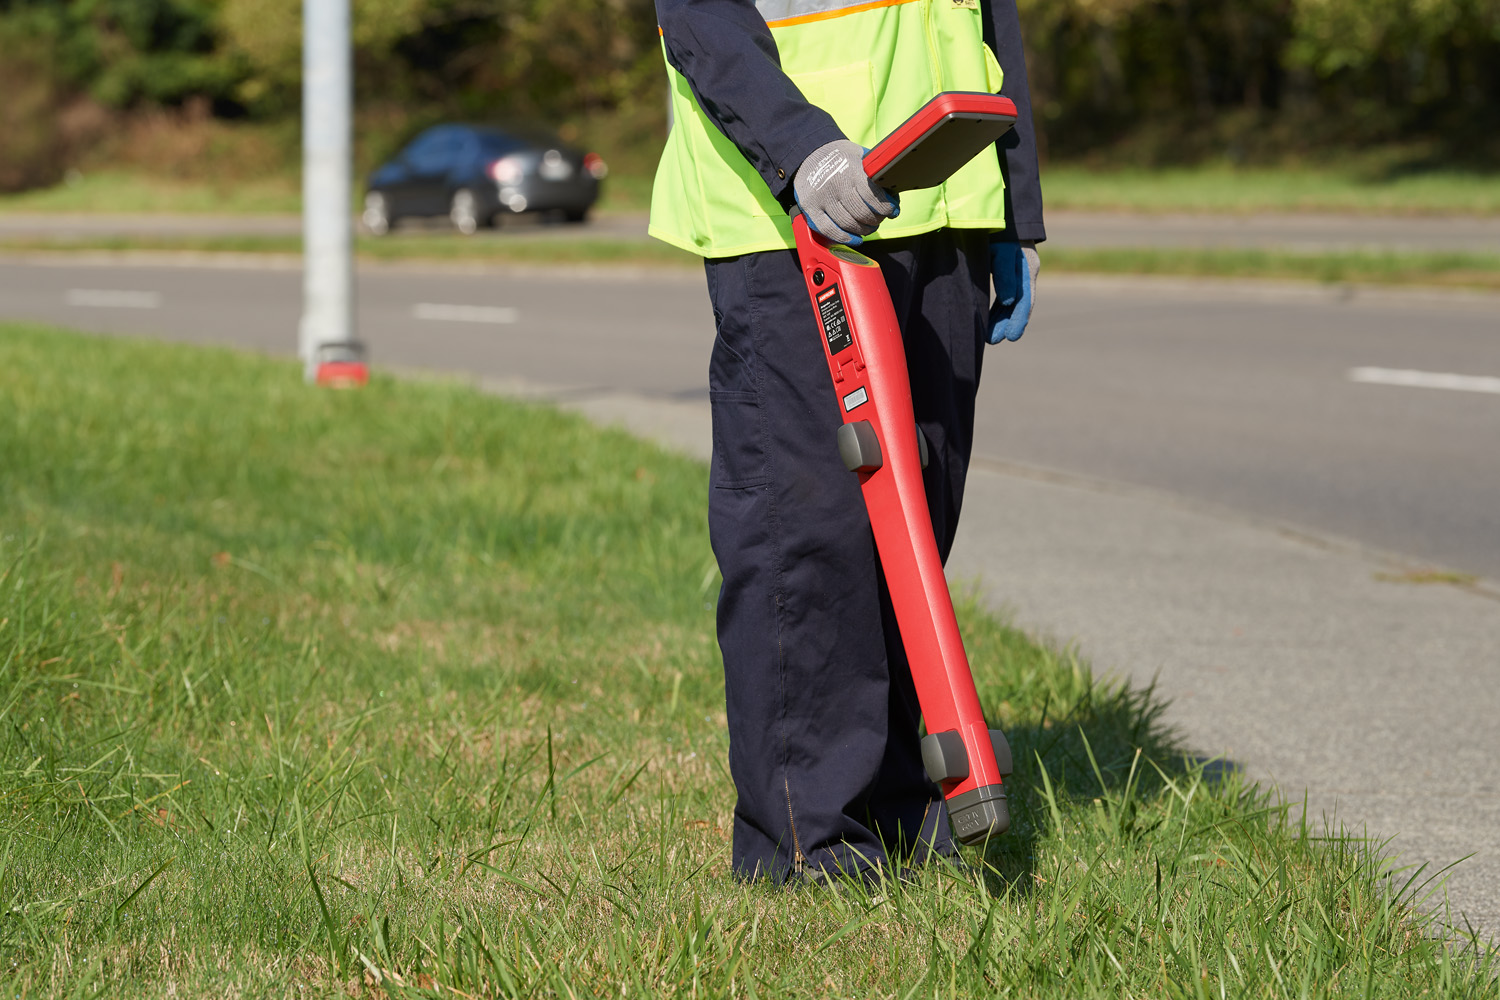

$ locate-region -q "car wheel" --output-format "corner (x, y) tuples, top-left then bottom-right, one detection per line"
(363, 191), (392, 236)
(450, 188), (486, 236)
(564, 208), (589, 224)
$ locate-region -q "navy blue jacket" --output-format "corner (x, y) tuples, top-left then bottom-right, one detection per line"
(656, 0), (1046, 243)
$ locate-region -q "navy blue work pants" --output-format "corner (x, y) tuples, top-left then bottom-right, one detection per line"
(704, 228), (992, 881)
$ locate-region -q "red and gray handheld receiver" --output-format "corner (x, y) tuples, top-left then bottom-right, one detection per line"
(792, 92), (1018, 845)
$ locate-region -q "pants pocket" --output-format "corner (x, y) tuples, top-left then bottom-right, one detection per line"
(709, 389), (769, 489)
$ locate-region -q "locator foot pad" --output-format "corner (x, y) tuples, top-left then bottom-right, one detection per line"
(948, 783), (1009, 845)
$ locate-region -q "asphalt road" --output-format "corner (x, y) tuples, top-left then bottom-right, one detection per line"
(978, 277), (1500, 580)
(2, 255), (1498, 933)
(3, 257), (1497, 578)
(5, 210), (1500, 253)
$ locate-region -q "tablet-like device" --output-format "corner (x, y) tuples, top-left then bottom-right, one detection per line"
(863, 92), (1018, 192)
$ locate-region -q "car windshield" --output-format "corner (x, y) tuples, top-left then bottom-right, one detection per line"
(474, 128), (568, 156)
(474, 132), (530, 156)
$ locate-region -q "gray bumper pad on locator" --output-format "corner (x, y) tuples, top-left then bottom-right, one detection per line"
(837, 420), (929, 473)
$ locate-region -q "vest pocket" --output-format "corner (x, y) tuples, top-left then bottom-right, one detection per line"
(751, 60), (879, 220)
(791, 60), (877, 145)
(981, 43), (1004, 93)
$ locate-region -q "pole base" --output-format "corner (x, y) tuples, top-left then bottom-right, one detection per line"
(948, 783), (1009, 845)
(313, 341), (369, 388)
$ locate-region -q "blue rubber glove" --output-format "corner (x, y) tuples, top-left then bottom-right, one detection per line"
(988, 240), (1040, 343)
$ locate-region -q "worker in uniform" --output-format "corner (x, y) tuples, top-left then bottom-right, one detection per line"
(650, 0), (1046, 883)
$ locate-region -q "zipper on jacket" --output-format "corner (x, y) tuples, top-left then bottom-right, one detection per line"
(921, 0), (952, 214)
(922, 0), (945, 91)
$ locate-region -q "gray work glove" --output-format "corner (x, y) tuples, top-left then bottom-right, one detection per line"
(793, 139), (900, 245)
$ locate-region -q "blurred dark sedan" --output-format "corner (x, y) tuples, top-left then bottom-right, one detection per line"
(362, 124), (606, 235)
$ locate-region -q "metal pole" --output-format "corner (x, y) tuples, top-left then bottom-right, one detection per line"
(299, 0), (355, 382)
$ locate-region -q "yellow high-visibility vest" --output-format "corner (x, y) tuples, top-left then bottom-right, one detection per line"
(650, 0), (1009, 258)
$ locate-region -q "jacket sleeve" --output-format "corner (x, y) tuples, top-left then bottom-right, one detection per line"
(656, 0), (845, 206)
(982, 0), (1047, 243)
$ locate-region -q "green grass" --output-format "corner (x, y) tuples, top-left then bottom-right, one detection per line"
(1045, 247), (1500, 291)
(0, 323), (1492, 998)
(0, 232), (700, 268)
(5, 234), (1497, 291)
(1042, 164), (1500, 216)
(0, 171), (303, 215)
(4, 162), (1497, 218)
(0, 169), (649, 217)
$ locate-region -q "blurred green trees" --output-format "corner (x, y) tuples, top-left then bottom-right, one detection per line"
(1, 0), (239, 108)
(0, 0), (1496, 190)
(1021, 0), (1500, 160)
(0, 0), (661, 117)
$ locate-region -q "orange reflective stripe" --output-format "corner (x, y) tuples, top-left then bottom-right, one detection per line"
(763, 0), (917, 28)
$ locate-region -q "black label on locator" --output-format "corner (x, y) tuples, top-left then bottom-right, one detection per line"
(816, 284), (853, 356)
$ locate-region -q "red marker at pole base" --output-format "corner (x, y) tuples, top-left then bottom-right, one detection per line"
(793, 92), (1019, 845)
(313, 341), (370, 389)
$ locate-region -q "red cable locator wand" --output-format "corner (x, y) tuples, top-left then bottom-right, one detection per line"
(792, 92), (1018, 845)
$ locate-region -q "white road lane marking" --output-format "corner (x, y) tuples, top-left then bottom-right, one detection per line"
(1348, 366), (1500, 396)
(66, 289), (162, 309)
(412, 302), (518, 324)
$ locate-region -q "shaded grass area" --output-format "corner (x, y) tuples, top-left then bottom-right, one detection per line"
(0, 323), (1492, 997)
